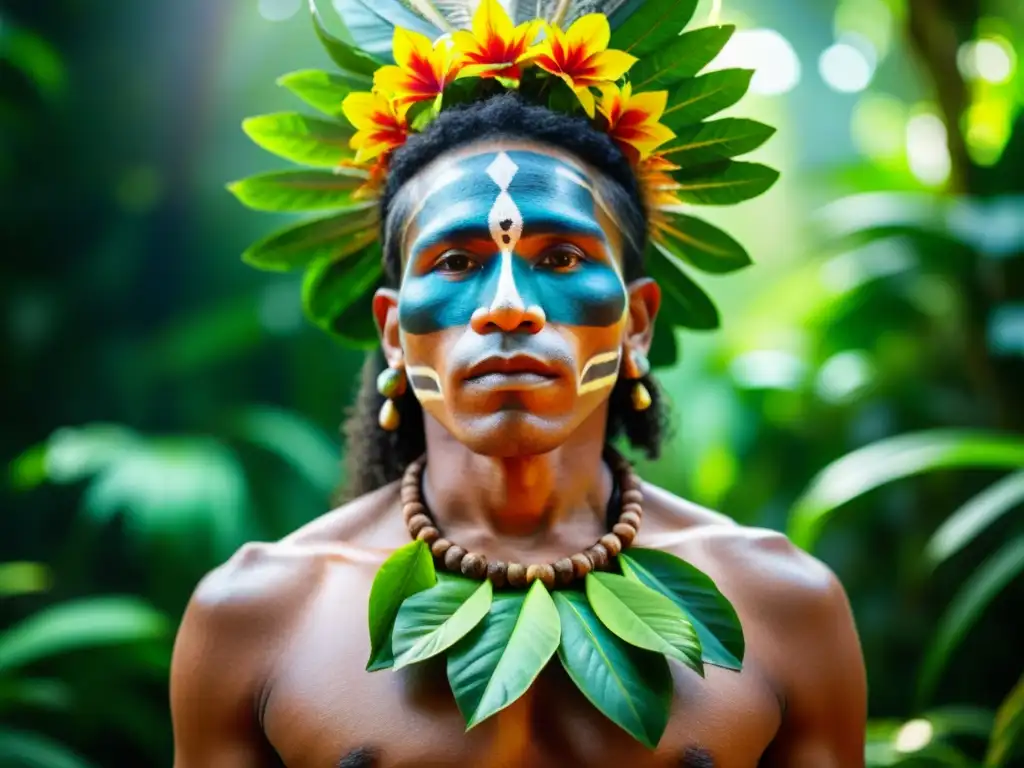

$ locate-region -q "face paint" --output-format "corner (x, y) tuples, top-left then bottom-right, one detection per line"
(398, 151), (628, 336)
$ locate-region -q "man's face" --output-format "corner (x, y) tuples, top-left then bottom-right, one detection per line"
(378, 141), (652, 456)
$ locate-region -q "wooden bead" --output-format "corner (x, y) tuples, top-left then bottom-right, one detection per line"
(431, 538), (453, 558)
(378, 398), (401, 431)
(619, 511), (641, 529)
(402, 502), (426, 521)
(613, 523), (637, 546)
(487, 561), (508, 589)
(553, 558), (575, 586)
(621, 473), (642, 492)
(570, 552), (593, 578)
(526, 564), (556, 589)
(416, 526), (439, 544)
(507, 562), (528, 587)
(586, 543), (610, 570)
(631, 381), (652, 411)
(621, 489), (644, 506)
(376, 366), (407, 398)
(400, 485), (419, 504)
(406, 514), (432, 537)
(461, 553), (488, 580)
(600, 533), (622, 557)
(620, 502), (643, 519)
(444, 545), (466, 572)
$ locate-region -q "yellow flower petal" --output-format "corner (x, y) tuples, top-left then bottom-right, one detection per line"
(585, 48), (637, 82)
(392, 27), (434, 71)
(574, 84), (596, 117)
(473, 0), (514, 45)
(566, 14), (609, 58)
(341, 92), (378, 130)
(629, 90), (669, 121)
(372, 65), (408, 95)
(451, 29), (478, 56)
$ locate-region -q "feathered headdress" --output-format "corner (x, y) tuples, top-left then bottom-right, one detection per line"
(229, 0), (779, 367)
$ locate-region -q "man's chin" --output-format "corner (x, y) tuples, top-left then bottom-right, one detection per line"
(448, 410), (575, 457)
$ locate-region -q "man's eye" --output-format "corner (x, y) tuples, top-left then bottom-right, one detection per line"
(434, 252), (476, 274)
(537, 246), (584, 271)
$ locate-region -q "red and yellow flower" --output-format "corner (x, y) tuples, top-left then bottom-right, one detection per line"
(524, 14), (636, 117)
(639, 153), (685, 231)
(597, 82), (675, 164)
(451, 0), (541, 82)
(373, 28), (461, 109)
(342, 90), (410, 164)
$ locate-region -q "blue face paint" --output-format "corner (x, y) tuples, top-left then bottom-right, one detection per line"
(397, 151), (627, 336)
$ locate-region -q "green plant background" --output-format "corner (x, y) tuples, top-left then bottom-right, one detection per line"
(2, 0), (1022, 765)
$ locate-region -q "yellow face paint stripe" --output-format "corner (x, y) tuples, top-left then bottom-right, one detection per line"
(407, 365), (444, 402)
(578, 349), (622, 394)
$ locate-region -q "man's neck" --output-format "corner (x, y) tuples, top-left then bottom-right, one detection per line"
(420, 410), (613, 538)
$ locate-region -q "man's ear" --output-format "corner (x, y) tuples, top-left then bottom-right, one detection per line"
(625, 277), (661, 356)
(372, 288), (403, 367)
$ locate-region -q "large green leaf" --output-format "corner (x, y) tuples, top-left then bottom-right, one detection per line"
(648, 313), (679, 368)
(0, 679), (72, 715)
(662, 69), (754, 129)
(585, 572), (703, 675)
(652, 211), (751, 274)
(671, 161), (780, 206)
(303, 244), (383, 335)
(0, 597), (167, 674)
(365, 540), (436, 671)
(917, 534), (1024, 706)
(630, 25), (735, 90)
(925, 471), (1024, 570)
(788, 430), (1024, 551)
(242, 112), (354, 168)
(609, 0), (698, 56)
(662, 118), (776, 168)
(554, 590), (673, 749)
(310, 0), (382, 77)
(646, 241), (720, 330)
(447, 581), (561, 728)
(0, 562), (50, 598)
(277, 68), (368, 116)
(987, 674), (1024, 767)
(242, 207), (378, 271)
(228, 169), (368, 212)
(620, 549), (743, 670)
(325, 282), (382, 347)
(0, 728), (95, 768)
(392, 577), (493, 670)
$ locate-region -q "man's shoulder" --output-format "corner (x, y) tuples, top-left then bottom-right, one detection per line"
(640, 481), (846, 614)
(182, 480), (401, 633)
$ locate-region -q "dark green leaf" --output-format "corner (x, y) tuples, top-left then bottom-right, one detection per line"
(662, 69), (754, 129)
(630, 25), (735, 90)
(0, 562), (51, 598)
(0, 728), (95, 768)
(554, 590), (672, 749)
(671, 161), (780, 206)
(228, 169), (368, 212)
(646, 242), (720, 330)
(311, 0), (383, 77)
(585, 572), (703, 675)
(648, 313), (679, 368)
(447, 581), (560, 728)
(327, 283), (381, 347)
(662, 119), (776, 167)
(277, 69), (369, 116)
(925, 470), (1024, 570)
(652, 211), (751, 274)
(610, 0), (698, 56)
(620, 549), (743, 670)
(242, 207), (378, 272)
(0, 597), (168, 674)
(330, 0), (440, 63)
(392, 577), (493, 669)
(788, 430), (1024, 551)
(987, 674), (1024, 767)
(242, 112), (354, 168)
(303, 244), (383, 335)
(917, 534), (1024, 706)
(365, 540), (436, 671)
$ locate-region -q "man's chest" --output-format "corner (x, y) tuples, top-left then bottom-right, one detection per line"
(260, 567), (783, 768)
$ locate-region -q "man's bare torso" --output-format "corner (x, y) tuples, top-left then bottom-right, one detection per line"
(172, 480), (862, 767)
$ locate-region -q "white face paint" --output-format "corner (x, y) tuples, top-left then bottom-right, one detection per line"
(485, 153), (527, 315)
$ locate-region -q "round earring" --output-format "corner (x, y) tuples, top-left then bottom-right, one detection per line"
(377, 365), (407, 431)
(625, 350), (652, 412)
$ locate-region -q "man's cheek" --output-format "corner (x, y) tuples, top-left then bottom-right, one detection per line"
(398, 275), (480, 335)
(535, 266), (627, 328)
(562, 324), (627, 395)
(402, 328), (457, 403)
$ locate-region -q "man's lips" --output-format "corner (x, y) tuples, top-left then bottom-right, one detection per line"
(462, 354), (560, 386)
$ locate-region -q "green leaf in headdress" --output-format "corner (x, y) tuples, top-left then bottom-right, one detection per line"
(610, 0), (699, 56)
(241, 206), (378, 271)
(277, 69), (369, 117)
(310, 0), (384, 77)
(242, 112), (355, 168)
(629, 25), (735, 90)
(227, 169), (369, 213)
(661, 68), (754, 130)
(645, 242), (720, 330)
(671, 160), (780, 206)
(651, 211), (751, 275)
(303, 242), (384, 334)
(660, 118), (775, 168)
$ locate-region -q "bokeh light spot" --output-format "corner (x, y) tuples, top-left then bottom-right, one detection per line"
(894, 719), (933, 753)
(819, 41), (875, 93)
(259, 0), (301, 22)
(711, 29), (801, 96)
(852, 93), (907, 162)
(906, 113), (951, 187)
(958, 37), (1016, 83)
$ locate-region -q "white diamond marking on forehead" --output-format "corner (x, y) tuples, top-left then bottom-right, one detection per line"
(486, 152), (523, 253)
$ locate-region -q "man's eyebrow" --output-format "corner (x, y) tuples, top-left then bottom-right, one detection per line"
(411, 210), (607, 255)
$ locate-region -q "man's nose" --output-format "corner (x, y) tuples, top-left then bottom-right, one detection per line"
(470, 253), (546, 334)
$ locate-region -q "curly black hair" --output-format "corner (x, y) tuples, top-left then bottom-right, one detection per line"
(341, 93), (669, 499)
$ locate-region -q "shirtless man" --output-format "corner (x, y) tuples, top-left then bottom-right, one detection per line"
(170, 95), (867, 766)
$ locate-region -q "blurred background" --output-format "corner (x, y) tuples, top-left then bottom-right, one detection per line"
(1, 0), (1023, 765)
